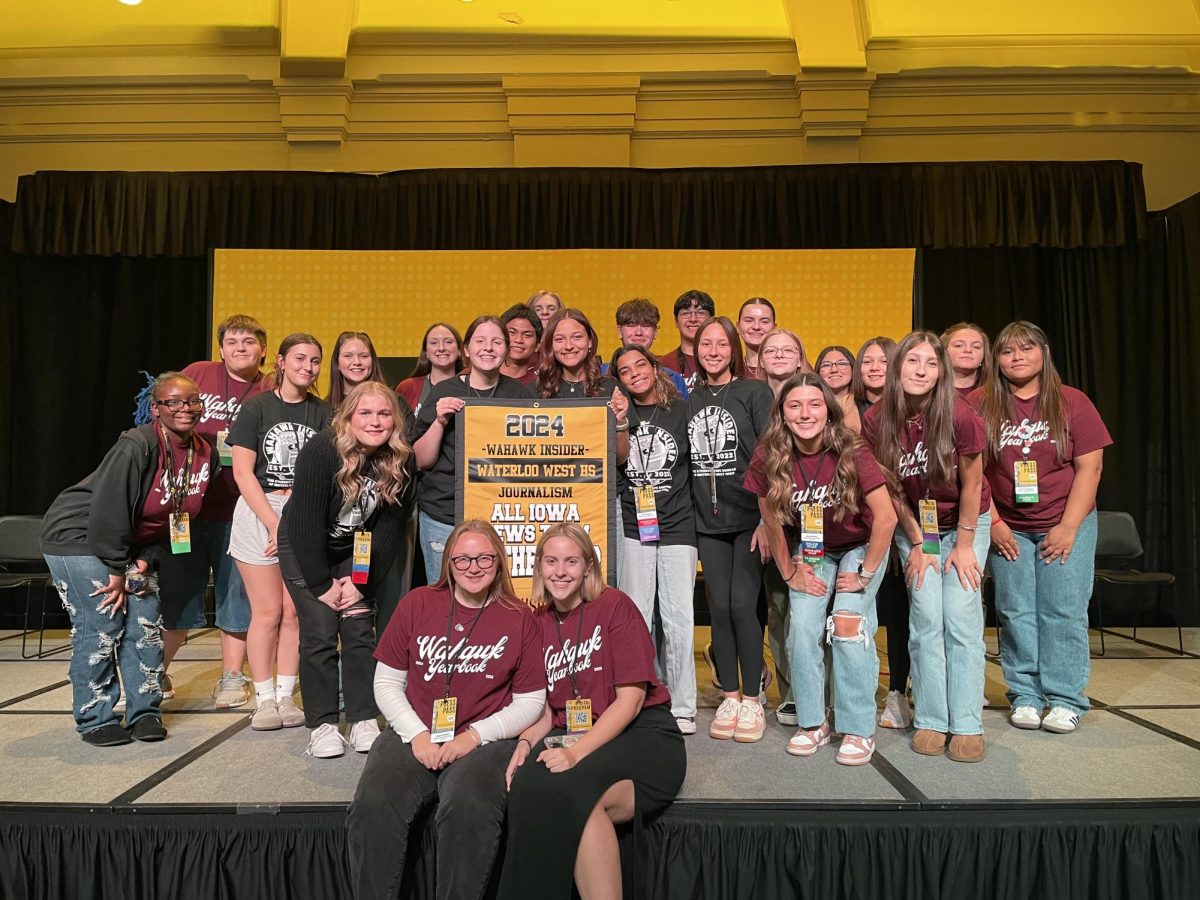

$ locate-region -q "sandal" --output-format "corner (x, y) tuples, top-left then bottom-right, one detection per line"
(835, 734), (875, 766)
(786, 721), (831, 757)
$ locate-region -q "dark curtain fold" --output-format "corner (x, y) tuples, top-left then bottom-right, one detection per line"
(921, 194), (1200, 623)
(13, 162), (1146, 257)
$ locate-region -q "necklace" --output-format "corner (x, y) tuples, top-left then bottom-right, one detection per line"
(562, 377), (583, 395)
(467, 380), (499, 399)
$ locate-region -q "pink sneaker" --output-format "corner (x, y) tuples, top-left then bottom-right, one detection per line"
(733, 699), (766, 743)
(709, 697), (741, 739)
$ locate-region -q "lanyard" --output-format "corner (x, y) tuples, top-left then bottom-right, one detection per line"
(160, 426), (195, 515)
(629, 404), (662, 484)
(795, 449), (828, 496)
(441, 594), (490, 699)
(223, 369), (261, 421)
(553, 603), (587, 699)
(701, 381), (731, 516)
(275, 389), (313, 433)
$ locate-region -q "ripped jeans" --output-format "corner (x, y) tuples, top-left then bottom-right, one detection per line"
(787, 543), (885, 739)
(45, 554), (164, 734)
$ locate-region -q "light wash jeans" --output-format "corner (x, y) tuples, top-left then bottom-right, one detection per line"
(990, 510), (1097, 716)
(45, 553), (164, 734)
(895, 512), (991, 736)
(621, 538), (698, 718)
(787, 543), (885, 738)
(419, 511), (455, 585)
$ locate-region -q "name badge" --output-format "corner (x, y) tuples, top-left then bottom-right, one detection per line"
(634, 485), (661, 544)
(800, 503), (825, 567)
(351, 531), (372, 584)
(919, 499), (941, 555)
(169, 512), (191, 555)
(431, 696), (457, 743)
(566, 698), (593, 733)
(216, 430), (233, 467)
(1014, 460), (1039, 505)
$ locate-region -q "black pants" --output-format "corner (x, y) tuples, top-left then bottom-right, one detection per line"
(347, 728), (515, 900)
(877, 565), (911, 691)
(278, 543), (378, 728)
(698, 529), (765, 694)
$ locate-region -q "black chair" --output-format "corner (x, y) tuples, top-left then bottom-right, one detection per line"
(0, 515), (63, 659)
(1092, 510), (1184, 656)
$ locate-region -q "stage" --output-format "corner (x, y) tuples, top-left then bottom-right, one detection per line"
(2, 626), (1199, 899)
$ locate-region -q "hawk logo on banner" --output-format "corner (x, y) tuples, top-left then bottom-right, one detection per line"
(456, 400), (617, 597)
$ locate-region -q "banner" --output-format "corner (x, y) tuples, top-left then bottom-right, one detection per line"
(456, 399), (616, 597)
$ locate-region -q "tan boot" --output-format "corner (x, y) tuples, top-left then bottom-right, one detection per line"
(912, 728), (947, 756)
(947, 733), (986, 763)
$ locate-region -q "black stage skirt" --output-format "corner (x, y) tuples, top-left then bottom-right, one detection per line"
(497, 703), (686, 900)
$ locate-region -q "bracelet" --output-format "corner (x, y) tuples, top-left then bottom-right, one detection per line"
(958, 523), (978, 533)
(614, 420), (629, 432)
(517, 738), (531, 750)
(859, 567), (877, 580)
(784, 568), (798, 582)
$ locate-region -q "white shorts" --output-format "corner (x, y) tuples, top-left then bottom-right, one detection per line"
(228, 492), (291, 566)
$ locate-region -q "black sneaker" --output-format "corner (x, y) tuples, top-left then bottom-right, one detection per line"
(130, 715), (168, 742)
(81, 723), (133, 747)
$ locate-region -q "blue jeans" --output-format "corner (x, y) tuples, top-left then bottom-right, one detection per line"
(419, 511), (455, 585)
(158, 517), (251, 632)
(45, 554), (164, 733)
(895, 512), (991, 735)
(990, 510), (1097, 716)
(788, 544), (885, 738)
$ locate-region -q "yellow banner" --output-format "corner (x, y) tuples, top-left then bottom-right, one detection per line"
(458, 400), (615, 597)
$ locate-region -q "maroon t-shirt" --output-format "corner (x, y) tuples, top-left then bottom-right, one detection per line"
(183, 361), (268, 521)
(539, 587), (671, 729)
(134, 428), (216, 545)
(666, 346), (699, 389)
(969, 386), (1112, 532)
(375, 586), (545, 735)
(744, 443), (887, 552)
(863, 396), (990, 530)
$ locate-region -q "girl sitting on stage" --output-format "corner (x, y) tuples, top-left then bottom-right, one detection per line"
(746, 373), (897, 765)
(347, 520), (545, 900)
(500, 523), (686, 900)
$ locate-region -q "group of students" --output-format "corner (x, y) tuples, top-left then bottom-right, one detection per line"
(38, 286), (1109, 896)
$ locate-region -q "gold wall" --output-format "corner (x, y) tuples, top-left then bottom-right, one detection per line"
(211, 247), (915, 394)
(2, 2), (1198, 209)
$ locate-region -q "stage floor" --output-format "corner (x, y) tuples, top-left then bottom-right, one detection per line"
(2, 625), (1198, 810)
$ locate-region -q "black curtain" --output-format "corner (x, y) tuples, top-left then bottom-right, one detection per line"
(921, 193), (1200, 622)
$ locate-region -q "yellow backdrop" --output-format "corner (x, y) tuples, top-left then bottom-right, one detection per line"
(211, 248), (914, 393)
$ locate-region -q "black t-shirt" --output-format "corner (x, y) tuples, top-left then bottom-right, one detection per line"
(685, 377), (773, 533)
(227, 391), (333, 491)
(412, 375), (535, 523)
(549, 374), (619, 400)
(618, 399), (695, 546)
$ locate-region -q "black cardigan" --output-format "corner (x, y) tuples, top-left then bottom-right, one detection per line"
(279, 428), (415, 599)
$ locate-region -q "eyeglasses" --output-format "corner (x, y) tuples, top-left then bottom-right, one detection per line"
(762, 347), (800, 359)
(817, 360), (852, 371)
(450, 553), (498, 572)
(678, 309), (711, 320)
(156, 398), (205, 411)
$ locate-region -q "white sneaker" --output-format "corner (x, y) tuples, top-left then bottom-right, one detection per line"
(709, 697), (741, 739)
(1009, 706), (1043, 730)
(306, 722), (349, 758)
(775, 702), (798, 726)
(879, 690), (913, 729)
(675, 716), (697, 735)
(348, 718), (381, 753)
(1042, 707), (1079, 734)
(733, 699), (766, 743)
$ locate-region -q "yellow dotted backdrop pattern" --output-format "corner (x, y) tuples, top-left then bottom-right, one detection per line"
(213, 248), (914, 394)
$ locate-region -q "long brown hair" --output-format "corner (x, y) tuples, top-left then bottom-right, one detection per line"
(328, 331), (385, 409)
(873, 331), (959, 490)
(530, 523), (606, 609)
(537, 309), (604, 398)
(940, 322), (991, 392)
(408, 322), (463, 379)
(977, 321), (1067, 464)
(851, 336), (897, 405)
(694, 316), (746, 383)
(758, 373), (867, 525)
(330, 382), (413, 505)
(433, 520), (523, 611)
(609, 345), (679, 410)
